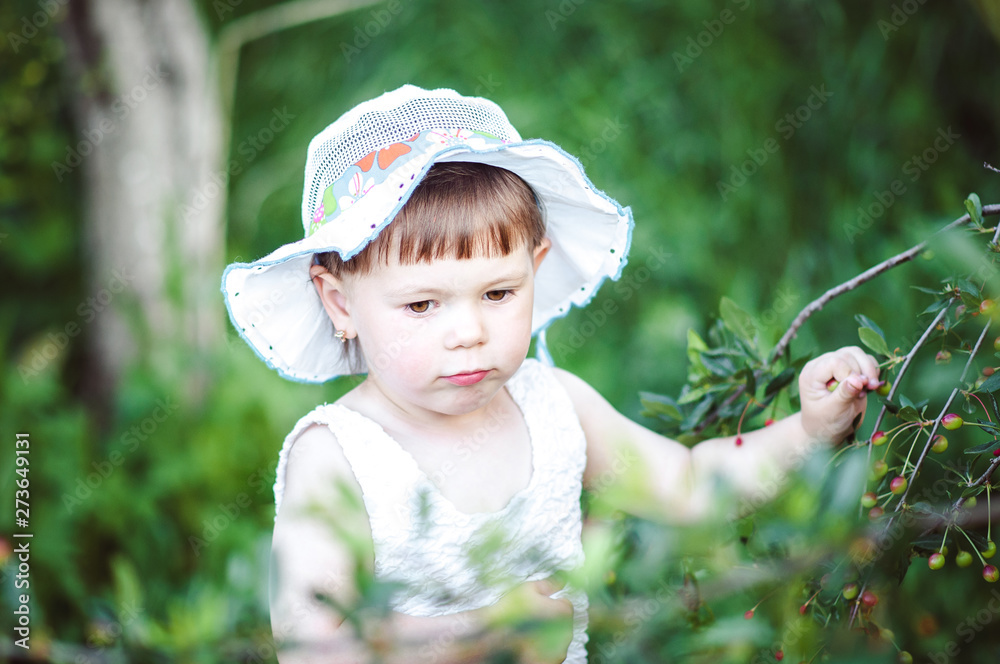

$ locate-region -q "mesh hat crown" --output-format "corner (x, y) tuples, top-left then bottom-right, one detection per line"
(222, 85), (633, 382)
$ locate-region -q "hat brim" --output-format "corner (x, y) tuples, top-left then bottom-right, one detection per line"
(221, 138), (633, 383)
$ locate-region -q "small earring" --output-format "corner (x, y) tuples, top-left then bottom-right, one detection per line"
(334, 330), (347, 343)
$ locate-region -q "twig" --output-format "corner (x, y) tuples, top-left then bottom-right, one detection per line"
(769, 204), (1000, 365)
(867, 307), (950, 438)
(986, 162), (1000, 175)
(893, 322), (992, 513)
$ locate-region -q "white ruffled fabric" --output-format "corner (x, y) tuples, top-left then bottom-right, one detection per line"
(273, 359), (589, 663)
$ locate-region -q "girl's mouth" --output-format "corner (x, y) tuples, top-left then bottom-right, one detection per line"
(442, 370), (490, 386)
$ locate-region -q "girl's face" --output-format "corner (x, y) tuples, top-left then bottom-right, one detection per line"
(315, 240), (550, 421)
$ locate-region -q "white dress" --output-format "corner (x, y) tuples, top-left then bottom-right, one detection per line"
(273, 358), (589, 663)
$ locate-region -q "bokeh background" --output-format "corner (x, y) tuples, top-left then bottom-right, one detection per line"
(2, 0), (999, 661)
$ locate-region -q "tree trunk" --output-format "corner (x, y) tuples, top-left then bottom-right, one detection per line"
(62, 0), (223, 411)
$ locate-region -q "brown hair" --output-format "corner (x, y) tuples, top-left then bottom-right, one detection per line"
(316, 161), (546, 277)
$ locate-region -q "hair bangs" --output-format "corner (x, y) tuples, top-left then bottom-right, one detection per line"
(318, 162), (545, 278)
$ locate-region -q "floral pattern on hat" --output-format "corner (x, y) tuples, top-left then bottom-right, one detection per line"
(307, 129), (509, 238)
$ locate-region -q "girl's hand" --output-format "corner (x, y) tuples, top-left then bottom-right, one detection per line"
(799, 346), (881, 445)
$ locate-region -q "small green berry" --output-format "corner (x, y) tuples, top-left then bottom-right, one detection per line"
(871, 431), (889, 446)
(956, 551), (973, 568)
(928, 552), (946, 570)
(984, 565), (999, 583)
(930, 435), (948, 453)
(842, 582), (859, 600)
(861, 492), (878, 508)
(941, 413), (964, 430)
(890, 476), (907, 495)
(983, 541), (996, 559)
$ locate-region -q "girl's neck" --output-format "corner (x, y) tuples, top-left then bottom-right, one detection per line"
(339, 377), (518, 445)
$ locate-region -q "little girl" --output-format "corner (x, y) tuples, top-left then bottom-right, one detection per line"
(222, 85), (879, 663)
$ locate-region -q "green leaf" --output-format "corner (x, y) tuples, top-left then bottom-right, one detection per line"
(978, 371), (1000, 394)
(639, 392), (681, 420)
(898, 405), (922, 422)
(764, 368), (796, 399)
(720, 296), (754, 339)
(855, 314), (885, 341)
(678, 385), (712, 405)
(965, 438), (1000, 455)
(858, 327), (891, 357)
(686, 328), (709, 379)
(966, 192), (984, 228)
(920, 299), (950, 316)
(700, 352), (736, 377)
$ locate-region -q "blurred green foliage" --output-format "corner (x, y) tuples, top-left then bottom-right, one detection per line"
(2, 0), (999, 661)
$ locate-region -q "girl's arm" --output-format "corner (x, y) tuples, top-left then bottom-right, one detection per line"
(554, 347), (880, 522)
(271, 425), (572, 664)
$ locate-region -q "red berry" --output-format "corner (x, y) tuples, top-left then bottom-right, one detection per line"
(994, 336), (1000, 353)
(928, 552), (946, 570)
(941, 413), (964, 430)
(735, 436), (743, 447)
(775, 651), (784, 661)
(994, 449), (1000, 457)
(826, 378), (839, 392)
(930, 435), (948, 454)
(890, 476), (907, 495)
(744, 609), (754, 619)
(868, 506), (885, 519)
(983, 565), (999, 583)
(799, 604), (807, 615)
(861, 491), (878, 508)
(985, 367), (996, 377)
(871, 431), (889, 446)
(764, 418), (775, 426)
(861, 590), (878, 608)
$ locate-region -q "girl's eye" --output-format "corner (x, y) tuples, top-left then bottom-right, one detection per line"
(485, 290), (510, 302)
(407, 301), (431, 314)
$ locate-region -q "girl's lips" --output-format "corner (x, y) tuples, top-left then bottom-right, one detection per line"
(442, 370), (490, 386)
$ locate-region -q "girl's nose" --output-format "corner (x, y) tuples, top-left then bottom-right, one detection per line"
(445, 304), (488, 349)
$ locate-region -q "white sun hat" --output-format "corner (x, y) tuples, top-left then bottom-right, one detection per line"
(221, 85), (633, 383)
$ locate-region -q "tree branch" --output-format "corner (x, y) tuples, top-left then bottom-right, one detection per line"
(769, 204), (1000, 365)
(893, 321), (992, 512)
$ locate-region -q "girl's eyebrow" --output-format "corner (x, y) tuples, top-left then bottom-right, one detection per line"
(385, 269), (530, 300)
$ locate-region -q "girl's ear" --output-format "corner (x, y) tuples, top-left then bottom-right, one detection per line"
(532, 237), (552, 274)
(309, 264), (355, 339)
